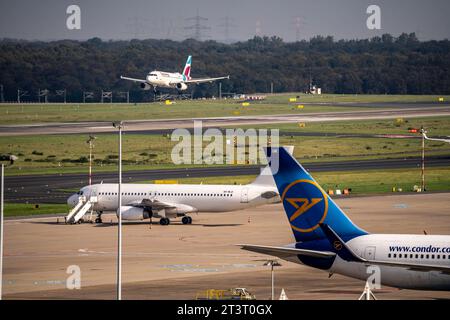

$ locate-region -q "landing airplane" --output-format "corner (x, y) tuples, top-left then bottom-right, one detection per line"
(66, 147), (294, 225)
(240, 147), (450, 291)
(120, 55), (229, 93)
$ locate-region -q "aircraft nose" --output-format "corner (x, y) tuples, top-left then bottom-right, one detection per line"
(67, 194), (78, 207)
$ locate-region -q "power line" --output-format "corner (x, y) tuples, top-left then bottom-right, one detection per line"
(217, 16), (237, 43)
(292, 16), (307, 42)
(185, 9), (210, 41)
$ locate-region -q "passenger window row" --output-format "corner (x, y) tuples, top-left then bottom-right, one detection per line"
(388, 253), (450, 260)
(98, 192), (232, 197)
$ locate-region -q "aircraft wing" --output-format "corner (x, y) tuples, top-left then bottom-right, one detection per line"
(238, 244), (336, 259)
(184, 75), (230, 84)
(120, 75), (147, 83)
(319, 223), (450, 274)
(130, 198), (177, 210)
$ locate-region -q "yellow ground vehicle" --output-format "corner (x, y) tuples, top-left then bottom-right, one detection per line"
(195, 288), (256, 300)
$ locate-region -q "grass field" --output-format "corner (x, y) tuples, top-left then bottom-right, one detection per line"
(1, 115), (450, 176)
(0, 93), (448, 125)
(3, 203), (69, 218)
(249, 116), (450, 136)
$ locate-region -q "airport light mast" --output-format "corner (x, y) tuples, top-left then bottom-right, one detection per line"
(263, 260), (281, 300)
(86, 135), (97, 185)
(0, 164), (4, 300)
(420, 126), (426, 192)
(113, 121), (124, 300)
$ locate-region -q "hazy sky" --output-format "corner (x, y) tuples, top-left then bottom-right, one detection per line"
(1, 0), (449, 41)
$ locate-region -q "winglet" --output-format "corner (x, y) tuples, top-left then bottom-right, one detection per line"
(319, 223), (365, 262)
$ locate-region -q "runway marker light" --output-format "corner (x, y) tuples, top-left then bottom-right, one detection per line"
(298, 122), (306, 128)
(438, 97), (444, 102)
(297, 105), (304, 109)
(242, 102), (250, 107)
(408, 128), (419, 133)
(165, 100), (172, 105)
(289, 97), (297, 102)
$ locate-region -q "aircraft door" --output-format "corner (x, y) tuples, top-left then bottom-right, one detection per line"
(89, 187), (98, 203)
(240, 187), (249, 203)
(364, 246), (376, 260)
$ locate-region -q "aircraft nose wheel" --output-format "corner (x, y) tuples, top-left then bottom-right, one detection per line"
(159, 218), (170, 225)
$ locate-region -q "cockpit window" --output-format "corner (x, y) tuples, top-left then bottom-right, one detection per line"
(149, 73), (157, 77)
(77, 191), (84, 195)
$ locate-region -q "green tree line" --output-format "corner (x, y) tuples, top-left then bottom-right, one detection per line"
(0, 33), (449, 102)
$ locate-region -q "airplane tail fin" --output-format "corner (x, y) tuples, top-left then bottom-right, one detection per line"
(251, 146), (294, 186)
(182, 55), (192, 80)
(266, 147), (367, 243)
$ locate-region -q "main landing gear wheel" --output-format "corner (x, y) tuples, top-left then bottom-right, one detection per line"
(95, 218), (103, 224)
(182, 216), (193, 224)
(159, 217), (170, 225)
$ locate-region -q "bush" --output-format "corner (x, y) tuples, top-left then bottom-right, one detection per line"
(32, 150), (43, 155)
(75, 156), (88, 163)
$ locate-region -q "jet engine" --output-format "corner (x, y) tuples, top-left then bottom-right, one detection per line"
(118, 206), (151, 220)
(140, 83), (152, 90)
(176, 82), (188, 91)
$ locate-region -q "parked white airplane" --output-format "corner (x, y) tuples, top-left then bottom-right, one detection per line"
(120, 55), (229, 93)
(66, 146), (294, 225)
(240, 147), (450, 291)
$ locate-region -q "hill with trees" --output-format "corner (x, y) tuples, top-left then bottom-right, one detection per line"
(0, 33), (449, 102)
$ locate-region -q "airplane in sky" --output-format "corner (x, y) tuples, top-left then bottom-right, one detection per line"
(120, 55), (229, 93)
(240, 147), (450, 291)
(66, 147), (294, 225)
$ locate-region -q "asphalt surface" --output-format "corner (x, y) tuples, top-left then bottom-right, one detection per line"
(1, 106), (449, 136)
(4, 155), (449, 204)
(3, 193), (450, 299)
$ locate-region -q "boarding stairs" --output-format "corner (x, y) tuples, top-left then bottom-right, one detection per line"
(66, 196), (97, 224)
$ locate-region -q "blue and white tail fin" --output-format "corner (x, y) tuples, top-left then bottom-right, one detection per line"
(266, 147), (367, 243)
(251, 146), (294, 186)
(182, 55), (192, 80)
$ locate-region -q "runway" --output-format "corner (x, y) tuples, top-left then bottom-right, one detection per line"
(3, 193), (450, 299)
(4, 155), (450, 204)
(1, 106), (449, 136)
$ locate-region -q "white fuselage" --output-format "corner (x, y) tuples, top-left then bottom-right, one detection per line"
(146, 71), (186, 89)
(284, 234), (450, 290)
(68, 182), (279, 213)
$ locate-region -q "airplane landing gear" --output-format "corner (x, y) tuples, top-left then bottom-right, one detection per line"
(159, 217), (170, 225)
(182, 216), (193, 225)
(94, 211), (103, 224)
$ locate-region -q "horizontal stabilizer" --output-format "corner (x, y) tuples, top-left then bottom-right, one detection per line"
(238, 244), (336, 259)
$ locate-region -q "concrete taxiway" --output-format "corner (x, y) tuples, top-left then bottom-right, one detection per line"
(1, 106), (449, 136)
(2, 193), (450, 300)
